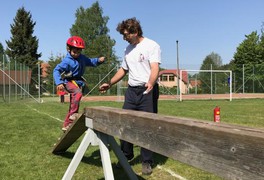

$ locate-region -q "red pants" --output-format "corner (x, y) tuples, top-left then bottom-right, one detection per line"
(63, 81), (82, 127)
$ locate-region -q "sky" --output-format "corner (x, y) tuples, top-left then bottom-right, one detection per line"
(1, 0), (264, 70)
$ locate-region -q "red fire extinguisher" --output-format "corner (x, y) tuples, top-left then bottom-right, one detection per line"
(214, 106), (220, 122)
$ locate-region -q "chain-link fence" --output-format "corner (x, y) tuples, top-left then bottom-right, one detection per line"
(232, 64), (264, 93)
(159, 63), (264, 97)
(1, 60), (264, 103)
(0, 58), (41, 103)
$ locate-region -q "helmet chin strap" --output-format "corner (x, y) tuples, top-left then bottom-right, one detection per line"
(66, 45), (71, 52)
(67, 46), (74, 53)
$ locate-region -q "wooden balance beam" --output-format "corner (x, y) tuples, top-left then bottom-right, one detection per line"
(52, 113), (87, 154)
(84, 106), (264, 180)
(52, 106), (264, 179)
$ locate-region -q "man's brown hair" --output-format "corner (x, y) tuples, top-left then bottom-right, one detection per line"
(116, 17), (143, 37)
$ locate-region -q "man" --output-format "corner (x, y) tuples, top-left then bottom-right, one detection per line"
(99, 17), (161, 175)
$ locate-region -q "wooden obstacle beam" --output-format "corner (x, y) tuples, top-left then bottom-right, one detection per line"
(52, 113), (87, 154)
(84, 106), (264, 180)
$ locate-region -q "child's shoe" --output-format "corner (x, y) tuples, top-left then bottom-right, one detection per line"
(69, 113), (79, 121)
(61, 123), (72, 133)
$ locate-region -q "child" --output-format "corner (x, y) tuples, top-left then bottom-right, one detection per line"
(53, 36), (105, 132)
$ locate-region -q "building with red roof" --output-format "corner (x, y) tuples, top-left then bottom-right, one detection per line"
(159, 69), (189, 94)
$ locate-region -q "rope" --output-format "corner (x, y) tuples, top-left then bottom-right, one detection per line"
(83, 65), (118, 98)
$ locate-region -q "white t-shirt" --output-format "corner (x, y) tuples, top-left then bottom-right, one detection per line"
(121, 37), (161, 86)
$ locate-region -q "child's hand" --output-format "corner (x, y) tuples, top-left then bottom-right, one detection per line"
(99, 57), (105, 63)
(57, 84), (65, 91)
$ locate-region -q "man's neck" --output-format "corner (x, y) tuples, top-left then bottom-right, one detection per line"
(136, 36), (144, 44)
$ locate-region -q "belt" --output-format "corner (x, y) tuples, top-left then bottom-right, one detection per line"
(129, 85), (146, 89)
(66, 77), (84, 81)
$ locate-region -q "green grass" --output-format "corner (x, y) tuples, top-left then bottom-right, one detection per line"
(82, 98), (264, 128)
(0, 98), (263, 179)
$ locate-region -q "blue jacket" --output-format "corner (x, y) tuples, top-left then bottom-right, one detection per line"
(53, 52), (102, 86)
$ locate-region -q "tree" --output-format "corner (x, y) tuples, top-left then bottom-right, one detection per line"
(0, 43), (3, 61)
(69, 2), (118, 94)
(233, 31), (261, 65)
(200, 52), (223, 70)
(232, 31), (264, 93)
(199, 52), (225, 94)
(260, 23), (264, 63)
(0, 43), (8, 68)
(5, 7), (41, 68)
(45, 54), (64, 94)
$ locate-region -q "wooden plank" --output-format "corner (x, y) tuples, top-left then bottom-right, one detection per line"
(52, 113), (87, 154)
(85, 106), (264, 180)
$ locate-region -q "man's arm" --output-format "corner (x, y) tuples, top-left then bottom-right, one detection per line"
(144, 62), (159, 93)
(99, 67), (127, 92)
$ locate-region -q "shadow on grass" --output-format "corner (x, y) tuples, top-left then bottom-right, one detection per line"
(56, 149), (102, 167)
(56, 147), (168, 180)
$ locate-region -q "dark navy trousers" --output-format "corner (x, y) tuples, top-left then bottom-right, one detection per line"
(121, 84), (159, 163)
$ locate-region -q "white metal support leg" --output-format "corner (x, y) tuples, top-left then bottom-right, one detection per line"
(97, 132), (115, 180)
(62, 128), (97, 180)
(62, 117), (138, 180)
(107, 135), (138, 180)
(97, 132), (138, 180)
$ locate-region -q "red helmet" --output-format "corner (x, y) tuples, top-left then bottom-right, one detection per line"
(66, 36), (85, 49)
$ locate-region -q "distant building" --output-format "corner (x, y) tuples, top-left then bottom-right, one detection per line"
(0, 63), (50, 95)
(159, 69), (189, 94)
(0, 69), (32, 95)
(41, 63), (50, 86)
(41, 63), (50, 78)
(0, 70), (32, 85)
(189, 79), (201, 88)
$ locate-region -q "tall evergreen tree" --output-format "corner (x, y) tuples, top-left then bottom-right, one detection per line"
(0, 43), (4, 60)
(5, 7), (41, 68)
(0, 43), (7, 67)
(69, 2), (118, 93)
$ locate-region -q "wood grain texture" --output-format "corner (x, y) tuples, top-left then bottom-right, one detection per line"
(85, 106), (264, 180)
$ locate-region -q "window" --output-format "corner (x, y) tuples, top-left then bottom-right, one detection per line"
(161, 75), (168, 81)
(169, 75), (175, 81)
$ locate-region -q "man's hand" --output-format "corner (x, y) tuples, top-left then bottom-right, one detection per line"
(99, 83), (111, 93)
(143, 82), (154, 95)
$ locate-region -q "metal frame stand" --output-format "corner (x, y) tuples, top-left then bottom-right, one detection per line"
(62, 117), (138, 180)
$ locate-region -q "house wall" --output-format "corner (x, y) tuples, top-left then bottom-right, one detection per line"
(159, 74), (188, 94)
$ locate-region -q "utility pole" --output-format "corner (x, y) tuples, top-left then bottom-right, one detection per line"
(176, 40), (180, 99)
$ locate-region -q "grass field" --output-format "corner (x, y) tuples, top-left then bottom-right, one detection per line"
(0, 98), (263, 180)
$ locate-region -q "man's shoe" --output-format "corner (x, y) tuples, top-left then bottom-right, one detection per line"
(142, 162), (152, 175)
(115, 161), (122, 169)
